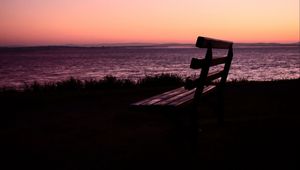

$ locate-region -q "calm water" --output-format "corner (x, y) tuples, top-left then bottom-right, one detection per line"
(0, 45), (299, 88)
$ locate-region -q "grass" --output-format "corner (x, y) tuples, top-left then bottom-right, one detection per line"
(0, 73), (184, 93)
(0, 75), (300, 169)
(1, 73), (298, 93)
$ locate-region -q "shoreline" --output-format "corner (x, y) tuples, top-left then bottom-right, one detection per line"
(1, 74), (299, 92)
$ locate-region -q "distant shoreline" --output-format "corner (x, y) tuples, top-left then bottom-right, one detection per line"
(0, 42), (299, 49)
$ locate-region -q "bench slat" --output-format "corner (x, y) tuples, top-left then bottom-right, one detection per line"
(190, 58), (205, 69)
(168, 85), (216, 106)
(132, 87), (186, 106)
(190, 57), (227, 69)
(196, 36), (233, 49)
(132, 85), (217, 107)
(211, 57), (228, 66)
(185, 70), (224, 89)
(168, 92), (194, 106)
(154, 88), (196, 105)
(206, 70), (224, 84)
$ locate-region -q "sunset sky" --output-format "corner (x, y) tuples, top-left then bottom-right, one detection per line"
(0, 0), (299, 46)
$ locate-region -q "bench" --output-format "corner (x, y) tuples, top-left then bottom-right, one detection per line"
(131, 36), (233, 157)
(132, 36), (233, 123)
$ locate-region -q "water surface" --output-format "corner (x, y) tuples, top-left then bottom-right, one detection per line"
(0, 45), (299, 88)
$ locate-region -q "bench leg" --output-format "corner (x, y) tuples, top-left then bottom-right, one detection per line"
(189, 105), (199, 160)
(173, 105), (199, 160)
(168, 106), (199, 160)
(170, 109), (188, 158)
(216, 90), (225, 126)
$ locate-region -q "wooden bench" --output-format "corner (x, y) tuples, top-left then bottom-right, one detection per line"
(132, 36), (233, 124)
(131, 36), (233, 157)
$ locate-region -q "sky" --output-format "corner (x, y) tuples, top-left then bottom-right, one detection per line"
(0, 0), (299, 46)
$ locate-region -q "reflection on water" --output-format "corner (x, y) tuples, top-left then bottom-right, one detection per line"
(0, 45), (299, 88)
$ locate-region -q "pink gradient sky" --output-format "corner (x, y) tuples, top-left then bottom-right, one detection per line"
(0, 0), (299, 46)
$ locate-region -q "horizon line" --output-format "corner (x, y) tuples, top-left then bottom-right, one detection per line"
(0, 41), (299, 48)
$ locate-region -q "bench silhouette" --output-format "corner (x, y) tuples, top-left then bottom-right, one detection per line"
(132, 36), (233, 124)
(131, 36), (233, 157)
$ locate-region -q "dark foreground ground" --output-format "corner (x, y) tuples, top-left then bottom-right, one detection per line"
(1, 79), (300, 169)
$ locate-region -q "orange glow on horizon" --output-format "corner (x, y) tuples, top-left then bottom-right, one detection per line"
(0, 0), (299, 46)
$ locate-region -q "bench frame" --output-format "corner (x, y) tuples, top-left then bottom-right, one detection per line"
(131, 36), (233, 155)
(132, 36), (233, 118)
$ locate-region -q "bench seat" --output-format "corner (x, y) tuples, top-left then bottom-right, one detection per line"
(132, 85), (216, 107)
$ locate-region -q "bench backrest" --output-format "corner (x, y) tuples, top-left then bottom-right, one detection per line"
(189, 36), (233, 100)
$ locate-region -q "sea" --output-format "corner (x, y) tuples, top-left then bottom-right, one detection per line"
(0, 44), (299, 88)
